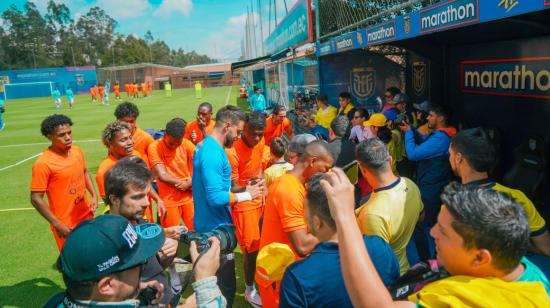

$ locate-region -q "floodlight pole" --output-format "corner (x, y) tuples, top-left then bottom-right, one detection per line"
(70, 46), (76, 67)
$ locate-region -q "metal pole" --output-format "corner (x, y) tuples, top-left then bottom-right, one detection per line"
(251, 0), (257, 58)
(112, 46), (115, 66)
(71, 46), (76, 67)
(274, 0), (277, 27)
(258, 0), (264, 56)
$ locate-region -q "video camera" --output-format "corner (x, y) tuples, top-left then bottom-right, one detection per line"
(180, 225), (238, 255)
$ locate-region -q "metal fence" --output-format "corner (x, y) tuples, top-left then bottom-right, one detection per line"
(318, 0), (443, 40)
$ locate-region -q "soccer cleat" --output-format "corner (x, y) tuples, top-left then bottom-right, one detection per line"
(244, 288), (262, 308)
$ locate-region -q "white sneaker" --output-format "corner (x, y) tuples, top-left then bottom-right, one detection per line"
(244, 288), (262, 308)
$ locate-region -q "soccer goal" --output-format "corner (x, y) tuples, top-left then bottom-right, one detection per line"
(3, 82), (54, 100)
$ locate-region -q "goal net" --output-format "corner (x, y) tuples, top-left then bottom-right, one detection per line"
(3, 82), (54, 100)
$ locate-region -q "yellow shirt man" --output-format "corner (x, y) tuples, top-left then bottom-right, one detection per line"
(264, 162), (293, 188)
(490, 182), (546, 234)
(314, 105), (337, 129)
(356, 177), (423, 275)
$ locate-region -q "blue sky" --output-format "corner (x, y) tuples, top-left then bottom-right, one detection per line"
(0, 0), (296, 62)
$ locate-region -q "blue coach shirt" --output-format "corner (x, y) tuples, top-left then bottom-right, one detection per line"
(279, 235), (400, 308)
(192, 136), (233, 232)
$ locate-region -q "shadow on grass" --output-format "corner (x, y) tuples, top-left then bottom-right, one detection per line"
(0, 277), (63, 307)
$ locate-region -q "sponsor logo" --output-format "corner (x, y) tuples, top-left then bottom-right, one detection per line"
(356, 31), (363, 46)
(135, 223), (162, 239)
(366, 21), (396, 45)
(97, 255), (120, 272)
(461, 57), (550, 99)
(420, 0), (479, 33)
(413, 61), (427, 96)
(319, 41), (333, 55)
(122, 223), (138, 248)
(498, 0), (519, 12)
(351, 67), (376, 101)
(404, 16), (411, 35)
(336, 34), (354, 51)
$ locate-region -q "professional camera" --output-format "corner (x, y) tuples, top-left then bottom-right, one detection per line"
(395, 113), (409, 126)
(180, 225), (238, 255)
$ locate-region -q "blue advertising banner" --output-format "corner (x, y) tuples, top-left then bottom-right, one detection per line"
(0, 66), (97, 99)
(366, 20), (397, 45)
(461, 57), (550, 99)
(265, 0), (312, 54)
(317, 0), (549, 57)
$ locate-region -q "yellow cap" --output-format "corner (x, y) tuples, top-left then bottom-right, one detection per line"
(364, 113), (387, 127)
(256, 243), (296, 282)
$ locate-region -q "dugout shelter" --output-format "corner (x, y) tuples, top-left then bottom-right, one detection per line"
(315, 0), (550, 214)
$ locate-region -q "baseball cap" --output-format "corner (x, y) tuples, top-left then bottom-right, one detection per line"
(256, 243), (296, 281)
(364, 113), (387, 127)
(288, 134), (316, 154)
(393, 93), (409, 104)
(383, 109), (399, 121)
(57, 215), (165, 282)
(413, 100), (431, 113)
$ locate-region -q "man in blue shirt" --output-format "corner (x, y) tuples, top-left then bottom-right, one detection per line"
(279, 173), (400, 308)
(66, 87), (74, 109)
(52, 87), (62, 109)
(249, 86), (266, 113)
(192, 105), (263, 307)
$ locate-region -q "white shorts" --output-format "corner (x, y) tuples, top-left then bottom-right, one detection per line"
(55, 98), (61, 104)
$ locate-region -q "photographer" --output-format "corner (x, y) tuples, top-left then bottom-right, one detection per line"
(320, 169), (549, 307)
(399, 104), (456, 228)
(45, 215), (227, 308)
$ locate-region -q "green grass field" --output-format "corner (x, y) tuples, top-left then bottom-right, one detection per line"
(0, 86), (250, 307)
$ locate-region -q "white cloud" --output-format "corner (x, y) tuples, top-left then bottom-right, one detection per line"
(195, 12), (260, 61)
(153, 0), (193, 19)
(94, 0), (152, 20)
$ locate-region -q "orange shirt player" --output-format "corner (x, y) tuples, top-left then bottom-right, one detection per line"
(113, 83), (120, 99)
(148, 118), (196, 230)
(184, 102), (216, 145)
(114, 102), (154, 162)
(147, 81), (153, 95)
(141, 82), (147, 98)
(98, 84), (105, 100)
(90, 85), (98, 102)
(257, 141), (334, 308)
(264, 105), (293, 146)
(225, 111), (270, 304)
(30, 114), (97, 251)
(95, 120), (166, 221)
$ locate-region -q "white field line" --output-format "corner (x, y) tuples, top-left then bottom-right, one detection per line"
(0, 139), (100, 148)
(225, 86), (232, 105)
(0, 201), (105, 213)
(0, 153), (41, 172)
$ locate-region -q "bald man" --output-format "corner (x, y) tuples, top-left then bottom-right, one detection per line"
(257, 141), (335, 307)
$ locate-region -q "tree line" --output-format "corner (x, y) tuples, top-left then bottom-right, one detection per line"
(0, 1), (214, 71)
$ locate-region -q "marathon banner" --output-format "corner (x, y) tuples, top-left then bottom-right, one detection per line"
(366, 21), (397, 45)
(265, 0), (313, 55)
(318, 0), (550, 56)
(461, 57), (550, 99)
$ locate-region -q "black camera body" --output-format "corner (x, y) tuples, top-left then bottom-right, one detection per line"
(180, 225), (237, 255)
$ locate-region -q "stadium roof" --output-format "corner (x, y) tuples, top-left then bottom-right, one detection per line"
(98, 63), (190, 72)
(184, 63), (231, 72)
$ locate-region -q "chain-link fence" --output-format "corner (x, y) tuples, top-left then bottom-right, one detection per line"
(318, 0), (443, 40)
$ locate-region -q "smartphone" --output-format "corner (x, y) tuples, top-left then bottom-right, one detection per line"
(342, 160), (359, 185)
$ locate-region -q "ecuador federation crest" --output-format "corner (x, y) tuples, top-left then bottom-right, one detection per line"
(351, 67), (376, 101)
(404, 16), (411, 35)
(412, 61), (426, 96)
